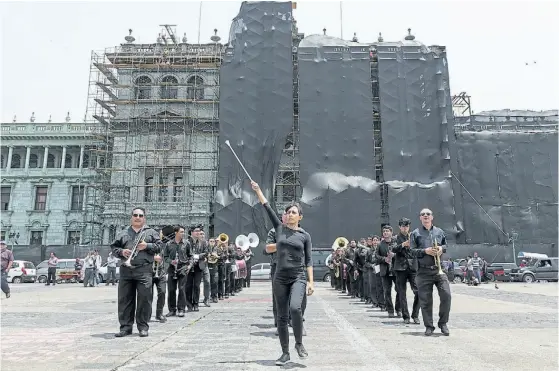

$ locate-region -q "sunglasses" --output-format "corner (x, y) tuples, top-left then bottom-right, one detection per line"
(420, 212), (431, 216)
(133, 213), (144, 218)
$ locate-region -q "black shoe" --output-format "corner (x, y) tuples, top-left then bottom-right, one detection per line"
(425, 328), (434, 336)
(5, 292), (10, 298)
(275, 328), (279, 336)
(194, 305), (199, 311)
(404, 318), (410, 324)
(156, 315), (167, 323)
(413, 317), (420, 324)
(166, 311), (177, 317)
(178, 311), (185, 317)
(203, 299), (211, 307)
(139, 330), (149, 337)
(388, 312), (395, 318)
(212, 298), (218, 303)
(275, 353), (290, 366)
(295, 344), (308, 358)
(396, 311), (402, 318)
(115, 330), (132, 338)
(224, 295), (229, 299)
(439, 324), (450, 336)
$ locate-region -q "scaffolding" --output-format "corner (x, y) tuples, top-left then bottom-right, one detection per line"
(83, 26), (222, 245)
(274, 24), (305, 210)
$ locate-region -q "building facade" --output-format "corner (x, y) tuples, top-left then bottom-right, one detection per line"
(0, 115), (101, 248)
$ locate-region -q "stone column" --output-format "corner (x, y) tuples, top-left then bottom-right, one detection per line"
(79, 145), (85, 169)
(82, 185), (87, 210)
(6, 146), (13, 170)
(24, 146), (31, 169)
(42, 146), (49, 169)
(61, 146), (67, 169)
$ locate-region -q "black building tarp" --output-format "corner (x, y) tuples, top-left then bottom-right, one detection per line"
(297, 37), (378, 244)
(213, 1), (294, 238)
(455, 130), (558, 245)
(376, 42), (460, 239)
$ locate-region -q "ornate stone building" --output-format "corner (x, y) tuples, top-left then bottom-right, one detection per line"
(0, 113), (101, 248)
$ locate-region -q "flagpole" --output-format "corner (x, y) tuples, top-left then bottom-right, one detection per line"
(340, 1), (343, 39)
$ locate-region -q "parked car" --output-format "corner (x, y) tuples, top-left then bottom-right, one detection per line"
(510, 254), (558, 283)
(7, 260), (37, 283)
(36, 259), (81, 283)
(251, 263), (271, 281)
(311, 249), (332, 282)
(97, 262), (121, 283)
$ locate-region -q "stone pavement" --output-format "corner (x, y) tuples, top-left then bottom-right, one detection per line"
(1, 280), (557, 371)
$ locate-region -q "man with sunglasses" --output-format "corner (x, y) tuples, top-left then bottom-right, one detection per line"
(111, 208), (162, 338)
(407, 208), (451, 336)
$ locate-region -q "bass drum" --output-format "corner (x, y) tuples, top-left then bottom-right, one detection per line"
(234, 259), (247, 280)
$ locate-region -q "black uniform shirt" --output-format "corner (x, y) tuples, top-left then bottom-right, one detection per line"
(111, 226), (162, 272)
(409, 225), (447, 268)
(263, 203), (312, 275)
(264, 228), (278, 266)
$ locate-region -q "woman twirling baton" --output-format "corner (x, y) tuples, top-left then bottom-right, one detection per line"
(251, 181), (314, 366)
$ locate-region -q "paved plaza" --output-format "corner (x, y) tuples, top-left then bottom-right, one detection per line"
(1, 280), (557, 371)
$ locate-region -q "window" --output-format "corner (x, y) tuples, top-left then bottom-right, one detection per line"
(0, 231), (5, 241)
(1, 186), (11, 210)
(30, 231), (43, 245)
(187, 76), (204, 100)
(251, 264), (262, 271)
(34, 186), (48, 210)
(82, 154), (89, 168)
(47, 154), (55, 168)
(135, 76), (152, 100)
(11, 262), (19, 269)
(67, 230), (81, 245)
(11, 154), (21, 168)
(158, 170), (169, 202)
(145, 177), (154, 202)
(71, 186), (84, 210)
(65, 154), (73, 168)
(161, 76), (178, 99)
(24, 262), (35, 269)
(173, 177), (183, 202)
(29, 154), (38, 168)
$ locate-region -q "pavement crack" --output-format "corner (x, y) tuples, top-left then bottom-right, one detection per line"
(110, 308), (217, 371)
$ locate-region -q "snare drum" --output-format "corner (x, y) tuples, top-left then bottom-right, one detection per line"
(234, 259), (247, 279)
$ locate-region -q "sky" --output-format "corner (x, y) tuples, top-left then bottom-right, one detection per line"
(1, 0), (557, 123)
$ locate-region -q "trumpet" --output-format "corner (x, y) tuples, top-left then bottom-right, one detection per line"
(124, 227), (146, 267)
(433, 236), (445, 275)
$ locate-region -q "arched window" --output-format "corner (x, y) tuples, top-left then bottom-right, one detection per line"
(145, 177), (154, 202)
(47, 154), (56, 168)
(29, 154), (38, 168)
(134, 76), (152, 100)
(187, 76), (204, 100)
(11, 154), (21, 168)
(82, 154), (89, 168)
(161, 75), (178, 99)
(65, 154), (73, 168)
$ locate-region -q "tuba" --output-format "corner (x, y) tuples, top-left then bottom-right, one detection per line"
(218, 233), (229, 246)
(207, 241), (220, 264)
(332, 237), (349, 251)
(235, 233), (259, 252)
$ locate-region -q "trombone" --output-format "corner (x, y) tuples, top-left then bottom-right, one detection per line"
(332, 237), (349, 251)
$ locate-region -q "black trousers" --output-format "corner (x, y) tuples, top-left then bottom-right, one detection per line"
(362, 268), (369, 299)
(271, 264), (278, 326)
(117, 268), (153, 332)
(381, 274), (401, 314)
(274, 270), (307, 354)
(217, 264), (225, 297)
(224, 264), (232, 295)
(209, 264), (219, 299)
(367, 269), (377, 304)
(47, 267), (57, 285)
(185, 268), (203, 307)
(375, 272), (385, 307)
(395, 270), (420, 320)
(244, 264), (252, 287)
(167, 272), (187, 312)
(329, 268), (335, 288)
(416, 269), (452, 329)
(151, 274), (166, 318)
(348, 268), (357, 295)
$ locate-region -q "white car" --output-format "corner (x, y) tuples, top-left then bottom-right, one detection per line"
(251, 263), (271, 281)
(96, 262), (120, 283)
(7, 260), (37, 283)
